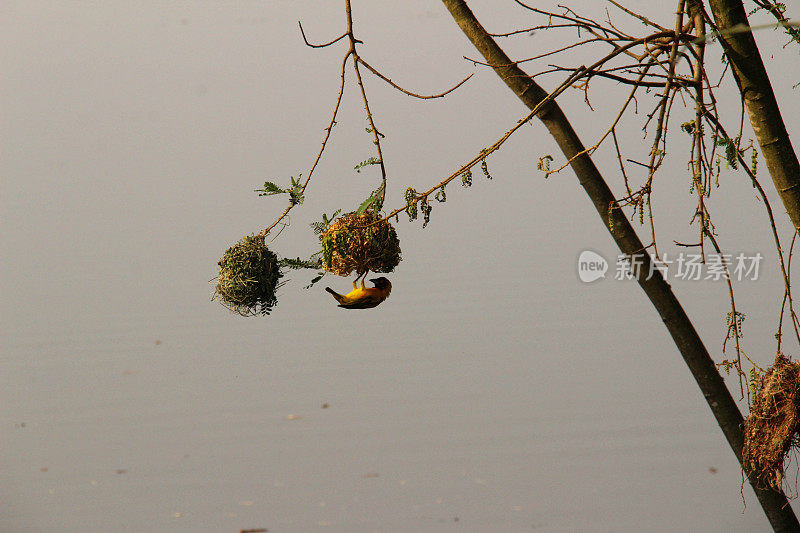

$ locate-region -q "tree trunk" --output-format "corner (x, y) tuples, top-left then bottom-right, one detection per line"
(706, 0), (800, 232)
(440, 0), (799, 529)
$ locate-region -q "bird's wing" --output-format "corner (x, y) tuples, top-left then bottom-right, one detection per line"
(338, 293), (385, 309)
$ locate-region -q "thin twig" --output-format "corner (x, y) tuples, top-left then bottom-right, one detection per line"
(260, 51), (352, 237)
(298, 21), (348, 48)
(357, 58), (473, 99)
(378, 67), (589, 222)
(346, 2), (388, 210)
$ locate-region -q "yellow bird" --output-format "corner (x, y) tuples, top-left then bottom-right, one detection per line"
(325, 277), (392, 309)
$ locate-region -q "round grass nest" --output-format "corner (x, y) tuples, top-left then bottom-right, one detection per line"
(214, 234), (283, 316)
(743, 354), (800, 490)
(320, 212), (401, 277)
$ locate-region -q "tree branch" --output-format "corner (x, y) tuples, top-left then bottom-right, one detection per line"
(440, 0), (799, 528)
(706, 0), (800, 233)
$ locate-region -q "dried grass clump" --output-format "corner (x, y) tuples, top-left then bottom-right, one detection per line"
(320, 212), (401, 277)
(743, 354), (800, 490)
(214, 234), (283, 316)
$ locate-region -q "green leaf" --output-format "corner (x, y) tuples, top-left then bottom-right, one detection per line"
(288, 175), (305, 205)
(311, 209), (342, 235)
(726, 142), (738, 170)
(354, 157), (380, 173)
(304, 272), (325, 290)
(255, 181), (286, 196)
(279, 257), (322, 270)
(715, 136), (740, 169)
(356, 186), (385, 215)
(256, 175), (304, 204)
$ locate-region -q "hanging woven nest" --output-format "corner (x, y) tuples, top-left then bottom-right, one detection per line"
(742, 354), (800, 490)
(214, 234), (283, 316)
(320, 212), (401, 277)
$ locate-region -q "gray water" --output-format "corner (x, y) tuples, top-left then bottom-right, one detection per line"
(4, 2), (800, 531)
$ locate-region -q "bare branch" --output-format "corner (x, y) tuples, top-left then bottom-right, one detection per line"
(357, 58), (473, 99)
(297, 21), (347, 48)
(607, 0), (670, 31)
(380, 66), (590, 222)
(260, 50), (352, 237)
(346, 1), (388, 209)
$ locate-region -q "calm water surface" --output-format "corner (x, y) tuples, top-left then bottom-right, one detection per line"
(3, 265), (782, 531)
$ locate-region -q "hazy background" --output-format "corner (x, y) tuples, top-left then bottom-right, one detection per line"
(3, 1), (800, 531)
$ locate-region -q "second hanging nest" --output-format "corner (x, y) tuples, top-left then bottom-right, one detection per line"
(320, 212), (401, 277)
(743, 354), (800, 490)
(213, 234), (283, 316)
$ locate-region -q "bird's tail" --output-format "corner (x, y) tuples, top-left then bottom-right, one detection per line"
(325, 287), (345, 304)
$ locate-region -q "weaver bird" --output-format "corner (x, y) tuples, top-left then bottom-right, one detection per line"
(325, 277), (392, 309)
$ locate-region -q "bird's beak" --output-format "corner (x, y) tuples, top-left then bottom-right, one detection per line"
(369, 278), (379, 283)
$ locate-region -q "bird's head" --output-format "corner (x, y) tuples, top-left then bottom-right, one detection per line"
(370, 277), (391, 291)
